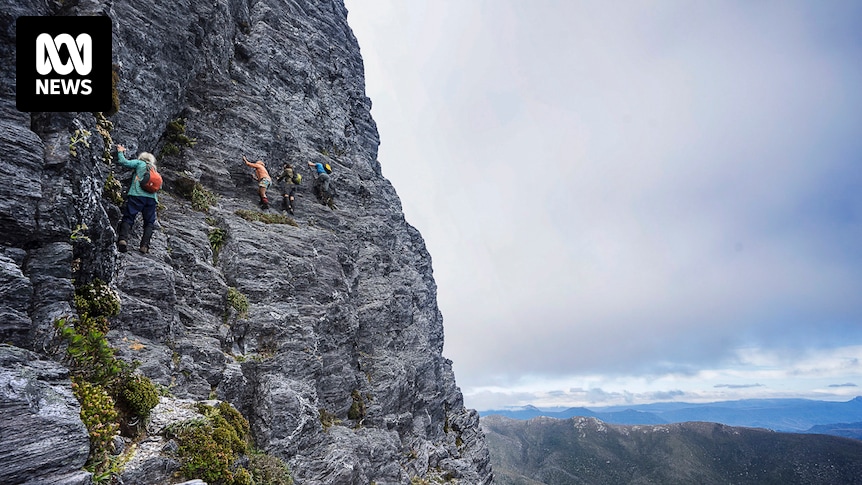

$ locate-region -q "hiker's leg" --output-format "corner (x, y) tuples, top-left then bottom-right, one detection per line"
(118, 198), (142, 252)
(140, 225), (154, 253)
(139, 198), (157, 253)
(320, 173), (331, 195)
(117, 221), (131, 252)
(258, 178), (270, 205)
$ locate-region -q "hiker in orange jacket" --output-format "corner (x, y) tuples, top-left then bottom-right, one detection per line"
(243, 155), (272, 209)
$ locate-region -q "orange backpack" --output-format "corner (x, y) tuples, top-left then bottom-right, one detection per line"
(140, 165), (163, 193)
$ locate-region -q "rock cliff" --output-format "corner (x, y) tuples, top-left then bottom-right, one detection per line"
(0, 1), (492, 483)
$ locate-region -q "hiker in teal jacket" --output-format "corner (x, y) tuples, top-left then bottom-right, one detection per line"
(116, 144), (158, 254)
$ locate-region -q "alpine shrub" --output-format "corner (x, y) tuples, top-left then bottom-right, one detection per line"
(120, 374), (160, 420)
(170, 402), (251, 484)
(74, 279), (121, 318)
(248, 451), (294, 485)
(72, 378), (119, 463)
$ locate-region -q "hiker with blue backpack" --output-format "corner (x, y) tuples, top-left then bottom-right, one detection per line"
(116, 144), (161, 254)
(307, 160), (335, 208)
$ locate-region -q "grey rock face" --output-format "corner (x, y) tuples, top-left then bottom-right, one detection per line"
(0, 1), (492, 483)
(0, 345), (91, 485)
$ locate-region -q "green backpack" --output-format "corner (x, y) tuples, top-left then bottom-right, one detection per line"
(292, 172), (302, 185)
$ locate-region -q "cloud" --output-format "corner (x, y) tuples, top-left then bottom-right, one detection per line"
(714, 384), (765, 390)
(829, 383), (859, 388)
(346, 0), (862, 408)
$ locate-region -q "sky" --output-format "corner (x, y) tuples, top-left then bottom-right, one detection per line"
(342, 1), (862, 411)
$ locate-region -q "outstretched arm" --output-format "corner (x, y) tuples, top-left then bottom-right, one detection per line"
(116, 144), (134, 167)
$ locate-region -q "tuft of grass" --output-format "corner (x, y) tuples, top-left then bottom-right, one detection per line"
(192, 183), (218, 212)
(347, 389), (367, 423)
(227, 287), (249, 319)
(319, 408), (341, 431)
(208, 227), (227, 263)
(235, 210), (297, 226)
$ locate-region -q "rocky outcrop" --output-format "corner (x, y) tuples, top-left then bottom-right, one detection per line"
(0, 345), (91, 485)
(0, 1), (492, 484)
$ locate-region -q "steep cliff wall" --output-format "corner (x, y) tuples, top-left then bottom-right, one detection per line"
(0, 1), (492, 483)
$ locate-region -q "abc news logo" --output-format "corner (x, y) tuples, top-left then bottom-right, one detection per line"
(16, 16), (112, 112)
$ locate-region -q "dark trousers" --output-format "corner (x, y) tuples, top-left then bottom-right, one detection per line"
(122, 195), (157, 227)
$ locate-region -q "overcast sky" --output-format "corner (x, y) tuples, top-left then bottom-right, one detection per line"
(343, 1), (862, 410)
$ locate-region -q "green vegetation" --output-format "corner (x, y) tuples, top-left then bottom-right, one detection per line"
(74, 279), (121, 319)
(56, 278), (159, 477)
(209, 227), (227, 263)
(235, 209), (298, 226)
(119, 374), (160, 420)
(69, 129), (91, 157)
(347, 389), (367, 423)
(173, 176), (218, 212)
(317, 145), (345, 157)
(70, 223), (92, 244)
(159, 117), (197, 159)
(103, 172), (124, 205)
(166, 401), (294, 485)
(94, 112), (115, 164)
(227, 287), (249, 319)
(319, 408), (341, 431)
(247, 452), (294, 485)
(72, 379), (119, 462)
(192, 183), (218, 212)
(107, 65), (120, 116)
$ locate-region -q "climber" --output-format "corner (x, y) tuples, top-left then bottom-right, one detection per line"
(243, 155), (272, 209)
(275, 163), (301, 214)
(116, 144), (158, 254)
(307, 160), (335, 208)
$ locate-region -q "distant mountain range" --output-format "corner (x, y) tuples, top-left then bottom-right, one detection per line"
(480, 396), (862, 439)
(482, 415), (862, 485)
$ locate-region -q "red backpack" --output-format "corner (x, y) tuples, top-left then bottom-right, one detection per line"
(140, 165), (163, 193)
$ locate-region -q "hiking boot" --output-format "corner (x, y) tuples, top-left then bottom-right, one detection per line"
(139, 245), (149, 254)
(141, 224), (155, 251)
(117, 221), (131, 252)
